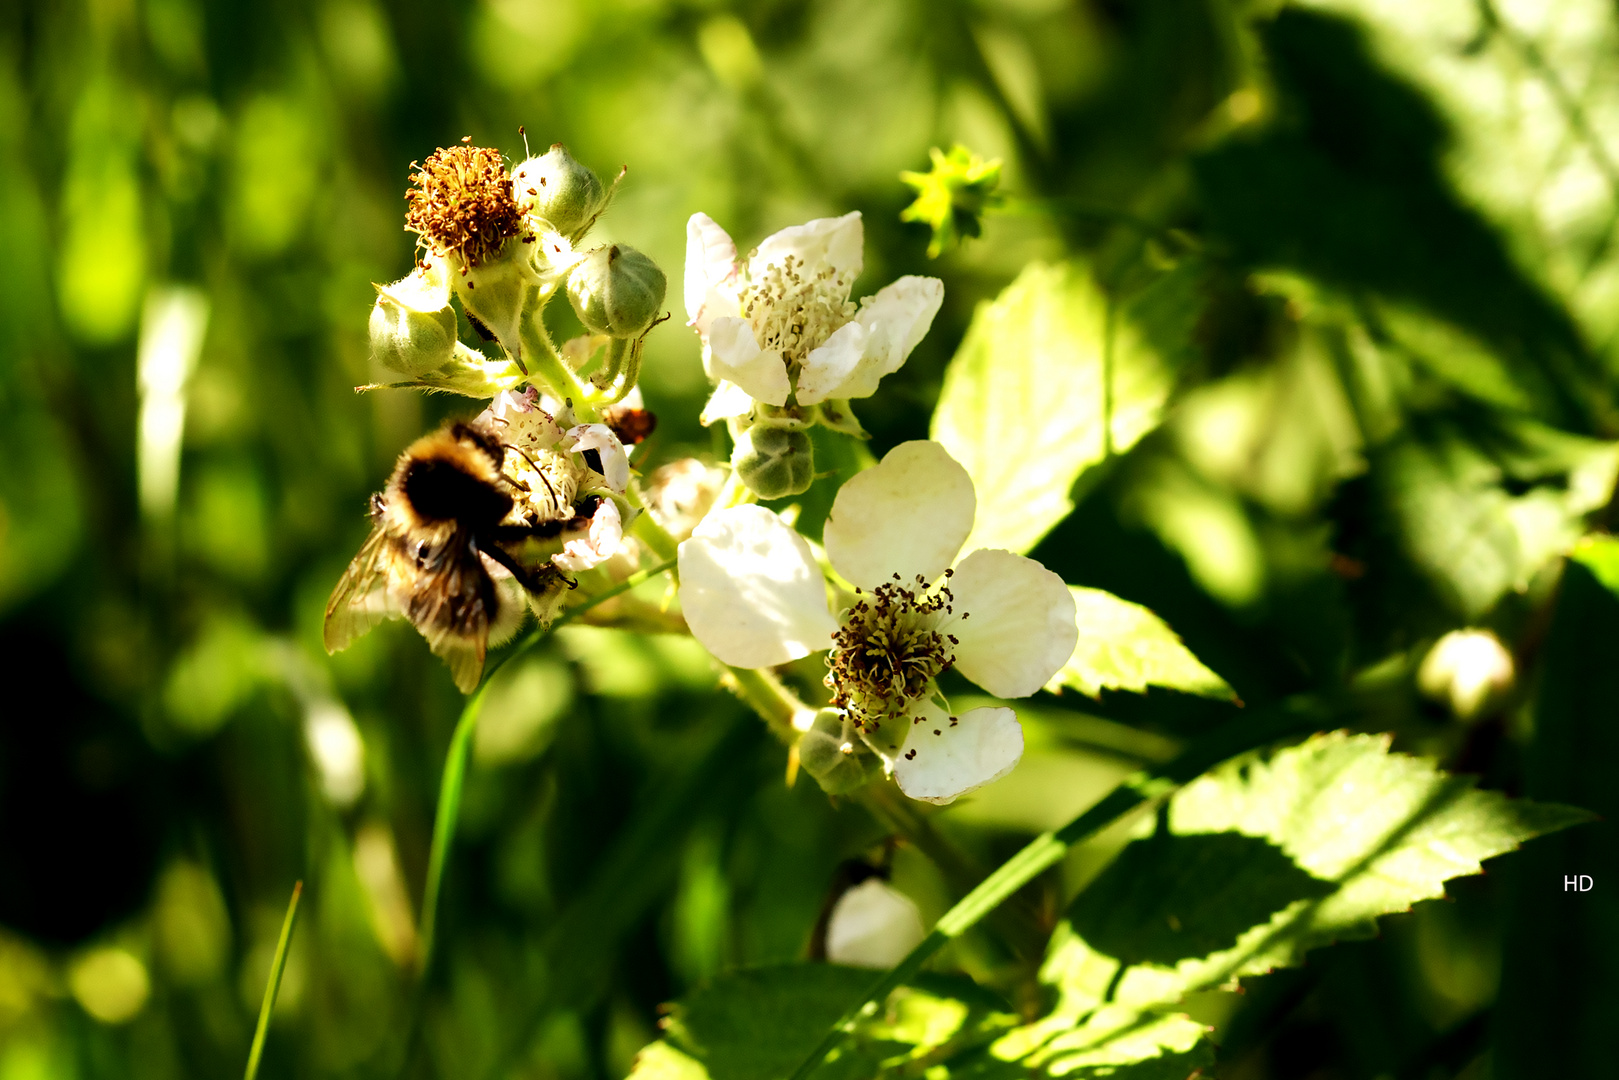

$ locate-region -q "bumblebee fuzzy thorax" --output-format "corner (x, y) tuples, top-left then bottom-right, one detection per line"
(382, 424), (512, 536)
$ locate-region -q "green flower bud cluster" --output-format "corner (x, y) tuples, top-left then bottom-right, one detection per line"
(365, 134), (667, 410)
(730, 410), (816, 500)
(721, 399), (868, 500)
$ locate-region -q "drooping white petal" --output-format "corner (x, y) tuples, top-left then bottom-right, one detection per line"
(699, 380), (757, 426)
(823, 440), (975, 590)
(685, 212), (739, 327)
(794, 321), (869, 406)
(482, 389), (565, 453)
(753, 211), (864, 280)
(678, 505), (838, 668)
(893, 704), (1023, 805)
(706, 317), (790, 406)
(944, 548), (1078, 699)
(842, 276), (944, 398)
(552, 498), (624, 573)
(565, 424), (630, 493)
(824, 879), (925, 968)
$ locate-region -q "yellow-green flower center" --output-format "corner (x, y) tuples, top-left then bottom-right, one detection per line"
(739, 254), (856, 365)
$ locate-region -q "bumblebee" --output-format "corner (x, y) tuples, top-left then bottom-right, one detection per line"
(324, 419), (578, 692)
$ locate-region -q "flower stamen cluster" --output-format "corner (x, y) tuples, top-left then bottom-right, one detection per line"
(740, 254), (855, 367)
(826, 571), (959, 740)
(405, 142), (524, 271)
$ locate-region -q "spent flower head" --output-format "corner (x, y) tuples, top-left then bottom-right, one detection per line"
(405, 141), (525, 271)
(677, 440), (1077, 804)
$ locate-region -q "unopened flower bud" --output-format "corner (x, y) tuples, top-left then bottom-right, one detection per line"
(370, 273), (457, 376)
(512, 144), (605, 241)
(1418, 629), (1514, 720)
(567, 245), (667, 339)
(797, 709), (881, 795)
(732, 421), (815, 499)
(825, 878), (925, 968)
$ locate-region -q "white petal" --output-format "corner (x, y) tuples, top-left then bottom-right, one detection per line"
(699, 380), (757, 426)
(753, 211), (863, 280)
(566, 424), (629, 493)
(945, 548), (1078, 699)
(842, 276), (944, 398)
(685, 212), (739, 327)
(893, 704), (1023, 805)
(706, 317), (790, 406)
(794, 321), (869, 406)
(677, 505), (838, 668)
(487, 389), (565, 452)
(823, 440), (975, 590)
(824, 880), (925, 968)
(552, 498), (624, 573)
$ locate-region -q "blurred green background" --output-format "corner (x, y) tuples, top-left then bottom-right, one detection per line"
(1, 1), (1615, 1078)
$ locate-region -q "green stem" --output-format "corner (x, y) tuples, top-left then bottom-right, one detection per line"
(625, 479), (679, 562)
(244, 881), (303, 1080)
(415, 557), (678, 980)
(724, 668), (1046, 960)
(722, 665), (811, 745)
(519, 305), (597, 421)
(784, 697), (1330, 1080)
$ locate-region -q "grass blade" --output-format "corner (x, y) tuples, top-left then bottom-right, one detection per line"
(244, 880), (303, 1080)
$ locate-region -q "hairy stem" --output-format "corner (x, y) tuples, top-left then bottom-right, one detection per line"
(519, 302), (597, 421)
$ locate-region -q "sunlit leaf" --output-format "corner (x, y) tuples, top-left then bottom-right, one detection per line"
(1377, 416), (1619, 617)
(1046, 586), (1233, 700)
(630, 966), (1016, 1080)
(931, 261), (1196, 556)
(983, 731), (1589, 1077)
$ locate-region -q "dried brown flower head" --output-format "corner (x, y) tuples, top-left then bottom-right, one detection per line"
(404, 140), (523, 269)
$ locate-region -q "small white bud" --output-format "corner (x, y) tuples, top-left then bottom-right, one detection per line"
(1418, 629), (1514, 720)
(825, 879), (925, 969)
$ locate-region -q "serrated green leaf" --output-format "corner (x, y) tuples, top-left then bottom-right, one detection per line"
(961, 732), (1592, 1079)
(1047, 587), (1233, 700)
(931, 262), (1195, 556)
(1040, 732), (1592, 1018)
(633, 966), (1018, 1080)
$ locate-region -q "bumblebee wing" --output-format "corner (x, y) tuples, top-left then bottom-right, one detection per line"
(405, 538), (495, 694)
(324, 527), (401, 654)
